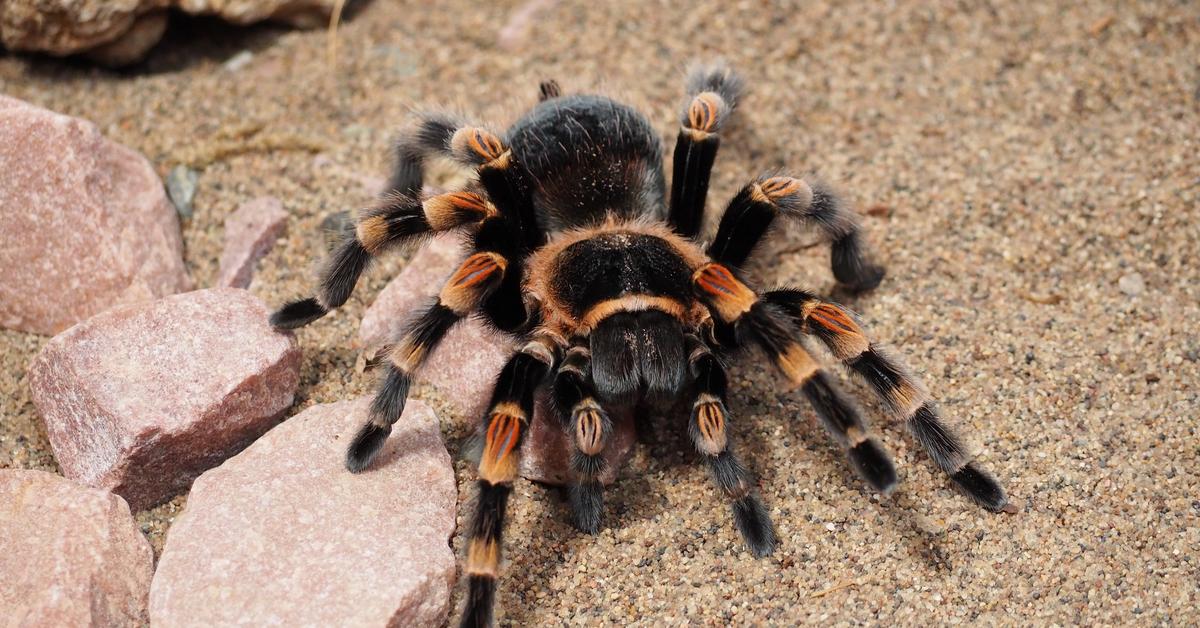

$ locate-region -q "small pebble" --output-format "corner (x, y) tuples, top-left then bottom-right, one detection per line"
(166, 165), (199, 219)
(1117, 272), (1144, 296)
(223, 50), (254, 72)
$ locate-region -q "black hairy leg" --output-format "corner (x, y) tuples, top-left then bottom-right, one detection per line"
(345, 248), (511, 472)
(551, 337), (611, 534)
(668, 63), (745, 238)
(765, 289), (1009, 511)
(460, 336), (556, 628)
(270, 111), (545, 331)
(693, 263), (899, 495)
(686, 334), (777, 557)
(707, 175), (886, 292)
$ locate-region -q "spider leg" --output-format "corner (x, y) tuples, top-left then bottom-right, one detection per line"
(667, 63), (745, 238)
(345, 228), (517, 472)
(552, 336), (611, 534)
(685, 333), (777, 557)
(694, 263), (899, 495)
(271, 115), (545, 330)
(460, 336), (557, 628)
(764, 288), (1009, 511)
(707, 175), (885, 292)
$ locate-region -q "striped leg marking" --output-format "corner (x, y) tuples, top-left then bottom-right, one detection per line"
(552, 339), (611, 534)
(460, 343), (553, 628)
(687, 335), (777, 556)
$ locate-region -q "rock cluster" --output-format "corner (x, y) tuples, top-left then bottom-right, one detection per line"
(28, 288), (301, 510)
(0, 0), (340, 66)
(150, 398), (457, 626)
(0, 96), (191, 335)
(0, 470), (154, 627)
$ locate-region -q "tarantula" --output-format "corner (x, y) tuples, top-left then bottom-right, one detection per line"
(271, 66), (1007, 626)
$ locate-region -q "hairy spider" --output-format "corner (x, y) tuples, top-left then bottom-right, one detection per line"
(271, 65), (1007, 627)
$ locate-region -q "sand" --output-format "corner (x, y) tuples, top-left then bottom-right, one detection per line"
(1, 0), (1197, 624)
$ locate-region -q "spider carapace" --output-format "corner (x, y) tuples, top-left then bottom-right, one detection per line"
(271, 66), (1008, 627)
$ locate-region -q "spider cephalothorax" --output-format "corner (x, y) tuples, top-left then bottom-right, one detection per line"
(271, 66), (1007, 627)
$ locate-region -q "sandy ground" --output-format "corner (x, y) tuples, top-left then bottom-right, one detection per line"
(2, 0), (1198, 624)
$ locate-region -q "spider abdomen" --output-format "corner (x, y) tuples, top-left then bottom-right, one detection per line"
(506, 94), (666, 231)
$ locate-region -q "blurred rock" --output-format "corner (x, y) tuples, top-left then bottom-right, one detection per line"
(217, 196), (289, 289)
(360, 235), (636, 485)
(0, 0), (149, 57)
(498, 0), (559, 50)
(0, 469), (153, 627)
(84, 10), (168, 67)
(28, 288), (301, 510)
(0, 0), (338, 65)
(150, 397), (455, 627)
(175, 0), (338, 28)
(1118, 272), (1145, 296)
(166, 164), (198, 219)
(0, 96), (191, 335)
(222, 49), (254, 72)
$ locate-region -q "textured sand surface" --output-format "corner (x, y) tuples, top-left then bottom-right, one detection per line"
(1, 1), (1197, 624)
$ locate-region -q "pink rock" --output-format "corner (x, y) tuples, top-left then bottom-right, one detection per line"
(0, 96), (191, 335)
(359, 236), (636, 485)
(28, 288), (301, 510)
(150, 397), (456, 627)
(0, 469), (154, 627)
(498, 0), (560, 50)
(217, 196), (289, 289)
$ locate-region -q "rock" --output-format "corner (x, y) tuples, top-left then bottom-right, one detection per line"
(498, 0), (560, 50)
(360, 235), (636, 485)
(217, 196), (289, 289)
(0, 469), (153, 627)
(0, 0), (337, 64)
(84, 10), (167, 67)
(0, 96), (191, 335)
(150, 397), (456, 627)
(1118, 272), (1145, 296)
(28, 288), (301, 510)
(165, 164), (198, 219)
(0, 0), (151, 57)
(222, 49), (254, 72)
(175, 0), (338, 28)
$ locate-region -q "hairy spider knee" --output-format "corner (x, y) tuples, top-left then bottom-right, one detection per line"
(752, 176), (814, 213)
(690, 394), (729, 456)
(572, 400), (609, 456)
(685, 92), (729, 136)
(451, 126), (511, 168)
